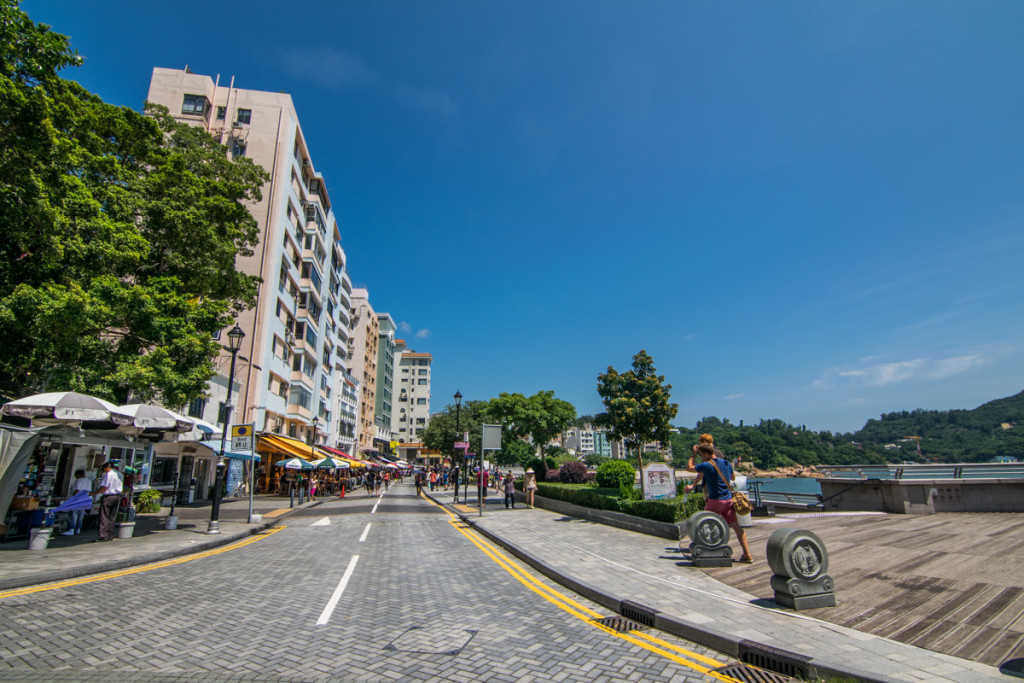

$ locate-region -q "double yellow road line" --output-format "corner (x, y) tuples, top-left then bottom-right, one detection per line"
(424, 494), (739, 682)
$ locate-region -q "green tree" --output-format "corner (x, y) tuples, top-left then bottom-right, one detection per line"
(596, 350), (678, 496)
(421, 399), (488, 469)
(485, 390), (577, 460)
(0, 1), (268, 406)
(495, 439), (534, 467)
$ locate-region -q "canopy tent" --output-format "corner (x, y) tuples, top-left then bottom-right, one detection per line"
(258, 434), (319, 461)
(318, 444), (367, 468)
(199, 440), (261, 462)
(275, 457), (314, 470)
(311, 456), (349, 470)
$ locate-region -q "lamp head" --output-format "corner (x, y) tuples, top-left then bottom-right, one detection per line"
(226, 324), (245, 351)
(454, 390), (462, 406)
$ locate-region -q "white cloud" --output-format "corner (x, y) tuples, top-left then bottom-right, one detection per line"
(415, 328), (430, 339)
(683, 333), (696, 342)
(816, 353), (990, 389)
(723, 393), (745, 400)
(398, 321), (412, 334)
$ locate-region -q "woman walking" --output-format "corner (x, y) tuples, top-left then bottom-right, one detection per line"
(523, 468), (537, 509)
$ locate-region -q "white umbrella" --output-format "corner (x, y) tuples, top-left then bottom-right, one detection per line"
(116, 404), (195, 433)
(177, 416), (218, 442)
(1, 391), (127, 426)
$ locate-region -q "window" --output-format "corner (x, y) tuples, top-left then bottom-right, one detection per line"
(218, 401), (229, 425)
(236, 108), (252, 125)
(288, 385), (313, 409)
(216, 106), (226, 120)
(416, 398), (427, 405)
(187, 397), (207, 419)
(181, 94), (208, 116)
(150, 458), (177, 486)
(417, 379), (427, 385)
(418, 369), (428, 375)
(231, 140), (246, 157)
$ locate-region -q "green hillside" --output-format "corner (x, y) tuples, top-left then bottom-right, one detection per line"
(669, 390), (1024, 469)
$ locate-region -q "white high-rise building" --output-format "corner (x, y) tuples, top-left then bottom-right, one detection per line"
(392, 339), (432, 441)
(146, 68), (354, 490)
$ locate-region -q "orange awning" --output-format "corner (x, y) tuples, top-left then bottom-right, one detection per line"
(258, 434), (319, 461)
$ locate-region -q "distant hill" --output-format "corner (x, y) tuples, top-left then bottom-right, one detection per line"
(850, 390), (1024, 463)
(669, 390), (1024, 468)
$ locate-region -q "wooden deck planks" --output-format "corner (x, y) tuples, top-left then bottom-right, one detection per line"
(703, 511), (1024, 668)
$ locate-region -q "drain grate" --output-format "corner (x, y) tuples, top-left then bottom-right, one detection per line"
(620, 599), (659, 627)
(593, 615), (648, 633)
(737, 640), (811, 679)
(712, 662), (797, 683)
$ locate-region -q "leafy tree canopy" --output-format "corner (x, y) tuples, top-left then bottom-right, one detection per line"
(0, 1), (269, 405)
(421, 399), (489, 466)
(597, 351), (678, 486)
(484, 390), (577, 459)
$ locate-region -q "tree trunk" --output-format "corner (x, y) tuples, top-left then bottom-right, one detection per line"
(635, 442), (646, 498)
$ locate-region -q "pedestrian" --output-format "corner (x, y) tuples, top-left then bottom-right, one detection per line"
(309, 475), (317, 501)
(429, 469), (437, 491)
(94, 462), (123, 542)
(502, 471), (516, 509)
(476, 466), (489, 505)
(365, 470), (375, 495)
(451, 465), (460, 503)
(685, 442), (754, 563)
(62, 469), (92, 536)
(524, 468), (537, 509)
(414, 470), (423, 495)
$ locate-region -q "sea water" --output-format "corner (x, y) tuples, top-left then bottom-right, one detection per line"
(751, 477), (822, 496)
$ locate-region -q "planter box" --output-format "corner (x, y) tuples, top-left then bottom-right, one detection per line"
(527, 492), (686, 540)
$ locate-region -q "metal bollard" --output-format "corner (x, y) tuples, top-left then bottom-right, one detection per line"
(290, 488), (294, 508)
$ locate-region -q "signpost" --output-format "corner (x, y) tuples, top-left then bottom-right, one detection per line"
(231, 424), (256, 523)
(478, 425), (502, 517)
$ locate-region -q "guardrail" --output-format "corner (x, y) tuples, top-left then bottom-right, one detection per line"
(816, 462), (1024, 480)
(747, 481), (823, 510)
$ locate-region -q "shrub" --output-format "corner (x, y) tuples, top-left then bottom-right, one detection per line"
(559, 461), (588, 484)
(596, 460), (636, 489)
(137, 489), (162, 513)
(544, 468), (560, 482)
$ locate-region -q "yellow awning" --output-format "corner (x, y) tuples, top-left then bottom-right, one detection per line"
(258, 434), (319, 461)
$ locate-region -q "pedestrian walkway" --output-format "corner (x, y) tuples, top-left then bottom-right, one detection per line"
(0, 492), (354, 590)
(424, 489), (1010, 682)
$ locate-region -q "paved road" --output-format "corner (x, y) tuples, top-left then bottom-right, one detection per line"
(0, 483), (736, 682)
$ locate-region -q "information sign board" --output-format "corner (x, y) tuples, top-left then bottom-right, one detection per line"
(643, 463), (676, 500)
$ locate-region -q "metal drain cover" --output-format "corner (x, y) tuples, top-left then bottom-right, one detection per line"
(712, 662), (797, 683)
(592, 616), (648, 633)
(384, 625), (477, 656)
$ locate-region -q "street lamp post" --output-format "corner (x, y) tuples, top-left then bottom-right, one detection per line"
(208, 324), (245, 535)
(453, 390), (462, 503)
(308, 415), (318, 502)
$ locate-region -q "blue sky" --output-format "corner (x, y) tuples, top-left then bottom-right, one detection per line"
(26, 1), (1024, 433)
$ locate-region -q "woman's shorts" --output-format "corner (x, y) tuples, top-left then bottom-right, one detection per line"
(705, 497), (736, 525)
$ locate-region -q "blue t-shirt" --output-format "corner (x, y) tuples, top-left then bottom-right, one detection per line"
(695, 458), (733, 500)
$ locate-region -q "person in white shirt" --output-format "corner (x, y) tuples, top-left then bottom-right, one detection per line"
(61, 469), (92, 536)
(95, 462), (123, 541)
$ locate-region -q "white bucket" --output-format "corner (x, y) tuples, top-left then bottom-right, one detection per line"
(737, 512), (753, 528)
(28, 527), (51, 550)
(117, 522), (135, 539)
(733, 474), (748, 491)
(164, 515), (178, 530)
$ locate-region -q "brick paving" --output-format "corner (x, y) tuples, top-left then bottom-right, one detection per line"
(0, 484), (721, 682)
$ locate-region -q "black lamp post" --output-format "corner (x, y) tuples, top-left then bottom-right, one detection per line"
(208, 324), (245, 534)
(453, 390), (462, 503)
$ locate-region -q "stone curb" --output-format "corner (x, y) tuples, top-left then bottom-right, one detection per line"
(433, 493), (898, 683)
(0, 500), (322, 591)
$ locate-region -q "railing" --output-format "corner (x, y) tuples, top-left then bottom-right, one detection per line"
(817, 462), (1024, 480)
(746, 480), (823, 509)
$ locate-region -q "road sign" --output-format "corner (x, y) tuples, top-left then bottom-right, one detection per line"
(231, 423), (254, 451)
(455, 441), (470, 450)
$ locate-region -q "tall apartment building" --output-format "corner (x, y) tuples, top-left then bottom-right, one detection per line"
(374, 314), (396, 452)
(347, 289), (379, 454)
(146, 68), (354, 454)
(564, 427), (597, 456)
(392, 339), (432, 441)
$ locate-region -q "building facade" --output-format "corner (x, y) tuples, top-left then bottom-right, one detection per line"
(347, 288), (379, 454)
(146, 68), (354, 462)
(374, 314), (396, 453)
(392, 340), (432, 442)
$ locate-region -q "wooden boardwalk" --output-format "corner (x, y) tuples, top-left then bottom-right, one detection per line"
(703, 511), (1024, 670)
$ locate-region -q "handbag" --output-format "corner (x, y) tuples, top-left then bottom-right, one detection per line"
(709, 459), (753, 516)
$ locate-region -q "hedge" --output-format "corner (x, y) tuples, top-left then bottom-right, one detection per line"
(522, 481), (707, 523)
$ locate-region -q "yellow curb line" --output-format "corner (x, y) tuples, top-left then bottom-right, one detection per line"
(0, 526), (286, 600)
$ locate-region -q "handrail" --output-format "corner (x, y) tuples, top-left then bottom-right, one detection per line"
(817, 462), (1024, 480)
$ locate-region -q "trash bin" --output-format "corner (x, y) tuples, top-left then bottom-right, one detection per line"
(733, 475), (753, 528)
(117, 522), (135, 539)
(28, 526), (52, 550)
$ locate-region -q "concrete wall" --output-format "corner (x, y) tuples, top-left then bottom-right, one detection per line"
(820, 478), (1024, 514)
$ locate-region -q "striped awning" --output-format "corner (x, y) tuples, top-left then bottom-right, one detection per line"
(257, 434), (318, 461)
